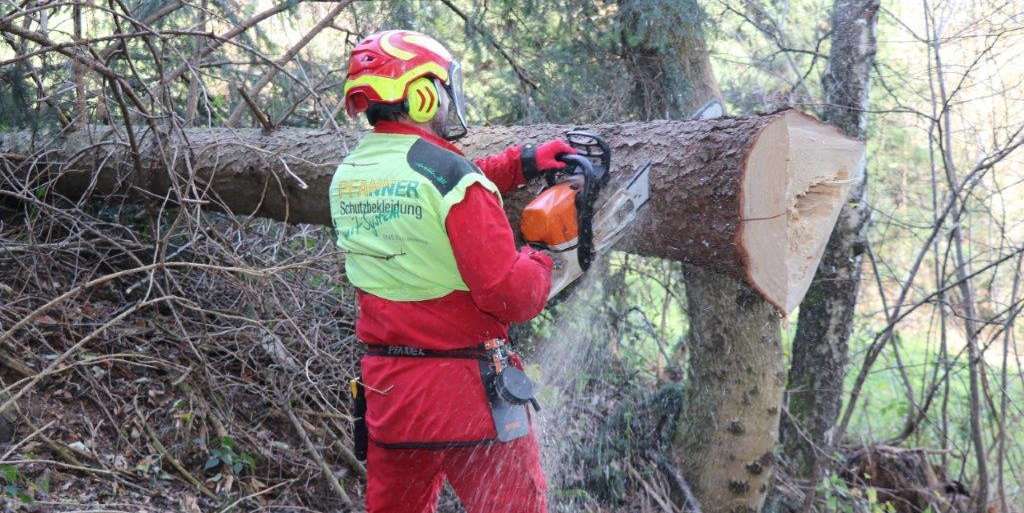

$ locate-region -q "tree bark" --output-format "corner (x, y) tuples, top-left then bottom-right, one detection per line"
(605, 9), (792, 511)
(613, 9), (790, 510)
(678, 267), (785, 513)
(0, 112), (863, 312)
(782, 0), (878, 482)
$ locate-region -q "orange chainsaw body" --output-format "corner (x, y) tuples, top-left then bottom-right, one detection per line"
(520, 182), (580, 248)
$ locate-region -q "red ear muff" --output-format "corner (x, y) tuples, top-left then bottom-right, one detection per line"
(406, 77), (439, 123)
(346, 93), (369, 116)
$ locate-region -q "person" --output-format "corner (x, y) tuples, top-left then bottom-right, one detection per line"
(329, 30), (575, 513)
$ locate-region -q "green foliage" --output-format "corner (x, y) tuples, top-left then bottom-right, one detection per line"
(0, 464), (45, 506)
(204, 436), (255, 477)
(618, 0), (704, 47)
(0, 64), (37, 131)
(816, 472), (903, 513)
(841, 330), (1024, 479)
(348, 0), (712, 124)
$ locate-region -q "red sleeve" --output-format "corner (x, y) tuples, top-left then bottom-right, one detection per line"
(446, 184), (553, 323)
(473, 145), (526, 194)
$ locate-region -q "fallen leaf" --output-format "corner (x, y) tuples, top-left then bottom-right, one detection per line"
(35, 315), (59, 326)
(180, 494), (201, 513)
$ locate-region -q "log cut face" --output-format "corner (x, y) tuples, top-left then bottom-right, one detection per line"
(0, 110), (864, 312)
(740, 111), (865, 312)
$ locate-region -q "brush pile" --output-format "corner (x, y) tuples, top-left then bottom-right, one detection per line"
(1, 159), (363, 510)
(841, 445), (972, 513)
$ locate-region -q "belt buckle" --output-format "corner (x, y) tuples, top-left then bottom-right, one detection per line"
(483, 338), (507, 372)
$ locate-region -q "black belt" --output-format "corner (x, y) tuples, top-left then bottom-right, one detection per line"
(359, 338), (536, 445)
(363, 340), (506, 361)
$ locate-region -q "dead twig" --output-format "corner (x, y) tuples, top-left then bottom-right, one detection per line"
(285, 402), (352, 506)
(0, 296), (173, 415)
(136, 404), (217, 500)
(237, 86), (274, 132)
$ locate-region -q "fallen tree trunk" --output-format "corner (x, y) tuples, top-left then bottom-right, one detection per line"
(0, 110), (863, 312)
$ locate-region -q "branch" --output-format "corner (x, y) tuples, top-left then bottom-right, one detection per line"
(285, 403), (352, 506)
(160, 0), (301, 86)
(437, 0), (539, 91)
(225, 0), (352, 127)
(238, 86), (275, 131)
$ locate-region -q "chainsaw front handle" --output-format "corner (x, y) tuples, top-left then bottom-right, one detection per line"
(552, 153), (606, 271)
(566, 129), (612, 172)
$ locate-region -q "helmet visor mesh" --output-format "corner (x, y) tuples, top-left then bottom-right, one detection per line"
(442, 61), (469, 140)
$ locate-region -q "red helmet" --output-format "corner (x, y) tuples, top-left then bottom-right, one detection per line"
(343, 30), (468, 139)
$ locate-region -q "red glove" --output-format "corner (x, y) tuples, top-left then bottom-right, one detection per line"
(521, 139), (577, 179)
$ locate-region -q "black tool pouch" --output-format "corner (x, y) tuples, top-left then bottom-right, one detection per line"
(479, 360), (540, 443)
(349, 379), (368, 461)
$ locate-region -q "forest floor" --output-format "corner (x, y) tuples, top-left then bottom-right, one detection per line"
(842, 331), (1024, 482)
(0, 205), (1005, 512)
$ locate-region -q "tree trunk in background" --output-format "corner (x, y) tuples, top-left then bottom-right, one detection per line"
(617, 0), (721, 120)
(781, 0), (878, 485)
(617, 5), (787, 511)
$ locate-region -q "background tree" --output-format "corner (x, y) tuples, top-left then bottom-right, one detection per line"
(780, 0), (879, 493)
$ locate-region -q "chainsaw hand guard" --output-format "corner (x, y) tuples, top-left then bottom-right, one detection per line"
(524, 153), (606, 271)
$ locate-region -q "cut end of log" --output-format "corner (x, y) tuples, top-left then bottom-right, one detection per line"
(740, 110), (866, 314)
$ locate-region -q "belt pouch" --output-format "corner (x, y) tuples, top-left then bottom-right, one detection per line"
(478, 360), (530, 442)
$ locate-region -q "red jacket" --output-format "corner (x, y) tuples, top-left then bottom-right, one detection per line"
(357, 121), (552, 446)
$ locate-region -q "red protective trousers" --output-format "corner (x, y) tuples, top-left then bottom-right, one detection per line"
(356, 122), (552, 513)
(366, 434), (547, 513)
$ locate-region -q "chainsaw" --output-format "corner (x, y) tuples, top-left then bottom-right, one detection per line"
(520, 130), (652, 298)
